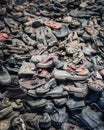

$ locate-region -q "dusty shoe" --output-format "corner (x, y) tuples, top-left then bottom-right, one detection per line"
(37, 53), (57, 68)
(61, 123), (85, 130)
(44, 86), (67, 98)
(63, 83), (88, 98)
(18, 62), (35, 77)
(11, 116), (26, 130)
(88, 78), (104, 92)
(51, 107), (68, 129)
(0, 65), (11, 85)
(53, 97), (67, 107)
(0, 111), (20, 130)
(11, 99), (23, 111)
(5, 86), (27, 99)
(21, 33), (37, 46)
(53, 58), (64, 69)
(26, 98), (47, 109)
(31, 55), (47, 63)
(80, 106), (104, 129)
(44, 102), (54, 113)
(20, 77), (46, 90)
(39, 113), (51, 129)
(44, 26), (57, 46)
(0, 106), (13, 119)
(35, 78), (57, 94)
(53, 24), (69, 38)
(66, 98), (85, 116)
(53, 68), (89, 81)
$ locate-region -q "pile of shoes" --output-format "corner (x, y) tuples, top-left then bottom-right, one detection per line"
(0, 0), (104, 129)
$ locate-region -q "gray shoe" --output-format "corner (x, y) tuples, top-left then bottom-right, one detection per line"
(18, 62), (35, 77)
(44, 86), (67, 98)
(39, 113), (51, 129)
(80, 106), (104, 129)
(61, 123), (85, 130)
(53, 58), (64, 69)
(35, 78), (57, 94)
(66, 99), (85, 116)
(51, 107), (68, 129)
(53, 98), (67, 107)
(63, 83), (88, 98)
(0, 106), (13, 119)
(0, 65), (11, 85)
(53, 69), (89, 81)
(26, 98), (47, 109)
